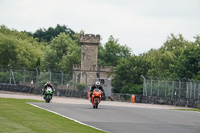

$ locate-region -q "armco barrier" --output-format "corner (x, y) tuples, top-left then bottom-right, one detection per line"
(140, 96), (200, 109)
(0, 84), (88, 99)
(0, 84), (35, 94)
(0, 84), (199, 108)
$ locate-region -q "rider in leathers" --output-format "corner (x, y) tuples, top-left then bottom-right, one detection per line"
(42, 81), (55, 99)
(90, 81), (104, 102)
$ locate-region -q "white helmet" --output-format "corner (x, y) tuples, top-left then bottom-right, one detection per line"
(95, 81), (100, 86)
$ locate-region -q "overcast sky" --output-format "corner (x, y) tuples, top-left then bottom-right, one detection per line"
(0, 0), (200, 55)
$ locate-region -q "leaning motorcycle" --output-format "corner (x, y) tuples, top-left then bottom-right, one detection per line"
(91, 88), (102, 108)
(44, 87), (53, 103)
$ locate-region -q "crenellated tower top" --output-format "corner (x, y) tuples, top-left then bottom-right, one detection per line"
(80, 34), (100, 45)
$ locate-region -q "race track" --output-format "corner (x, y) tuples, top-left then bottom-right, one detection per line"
(31, 102), (200, 133)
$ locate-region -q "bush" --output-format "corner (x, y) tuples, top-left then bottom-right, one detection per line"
(0, 72), (23, 84)
(76, 83), (85, 91)
(13, 72), (23, 84)
(0, 72), (9, 83)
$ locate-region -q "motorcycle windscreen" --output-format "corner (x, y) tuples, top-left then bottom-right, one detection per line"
(47, 87), (52, 91)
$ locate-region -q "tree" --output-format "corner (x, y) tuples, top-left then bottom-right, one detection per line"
(98, 36), (132, 66)
(144, 49), (176, 78)
(32, 24), (75, 42)
(175, 42), (200, 79)
(112, 56), (151, 94)
(40, 33), (81, 73)
(0, 25), (43, 69)
(160, 34), (190, 57)
(144, 34), (191, 78)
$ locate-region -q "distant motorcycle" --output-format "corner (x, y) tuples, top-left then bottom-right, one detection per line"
(44, 87), (53, 103)
(91, 88), (102, 108)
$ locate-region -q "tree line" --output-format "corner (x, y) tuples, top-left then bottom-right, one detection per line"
(0, 24), (199, 94)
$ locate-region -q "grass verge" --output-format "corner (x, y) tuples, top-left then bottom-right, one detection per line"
(0, 98), (106, 133)
(173, 108), (200, 112)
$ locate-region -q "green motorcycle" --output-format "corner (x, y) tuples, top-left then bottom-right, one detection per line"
(44, 87), (53, 103)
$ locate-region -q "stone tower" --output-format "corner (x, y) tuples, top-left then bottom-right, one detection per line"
(73, 34), (113, 91)
(80, 34), (100, 71)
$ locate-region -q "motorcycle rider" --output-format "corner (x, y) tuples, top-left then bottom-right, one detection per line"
(90, 81), (104, 102)
(42, 81), (55, 99)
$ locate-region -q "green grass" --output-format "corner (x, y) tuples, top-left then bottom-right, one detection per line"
(173, 108), (200, 112)
(0, 98), (107, 133)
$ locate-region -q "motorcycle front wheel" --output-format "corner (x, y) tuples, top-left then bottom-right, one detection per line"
(95, 99), (99, 108)
(45, 95), (51, 103)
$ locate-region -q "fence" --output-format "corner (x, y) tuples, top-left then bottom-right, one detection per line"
(1, 67), (200, 107)
(0, 67), (133, 102)
(141, 76), (200, 100)
(0, 67), (73, 90)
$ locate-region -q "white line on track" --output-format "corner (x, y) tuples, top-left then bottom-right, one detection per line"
(27, 103), (109, 133)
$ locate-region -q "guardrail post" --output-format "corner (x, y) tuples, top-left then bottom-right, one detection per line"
(177, 78), (181, 98)
(35, 68), (38, 84)
(171, 79), (174, 98)
(23, 67), (26, 84)
(188, 79), (192, 99)
(156, 77), (160, 97)
(141, 75), (146, 96)
(149, 76), (153, 96)
(163, 77), (167, 97)
(9, 67), (12, 84)
(73, 72), (76, 91)
(192, 79), (196, 99)
(198, 81), (200, 100)
(35, 68), (38, 94)
(60, 70), (63, 89)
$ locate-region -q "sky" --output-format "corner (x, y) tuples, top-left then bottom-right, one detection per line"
(0, 0), (200, 55)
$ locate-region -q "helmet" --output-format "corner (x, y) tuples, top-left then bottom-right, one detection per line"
(95, 81), (100, 87)
(46, 82), (51, 86)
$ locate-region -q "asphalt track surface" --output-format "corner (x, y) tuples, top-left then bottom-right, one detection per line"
(0, 91), (200, 133)
(31, 102), (200, 133)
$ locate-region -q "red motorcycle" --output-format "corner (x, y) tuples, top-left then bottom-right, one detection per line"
(91, 88), (102, 108)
